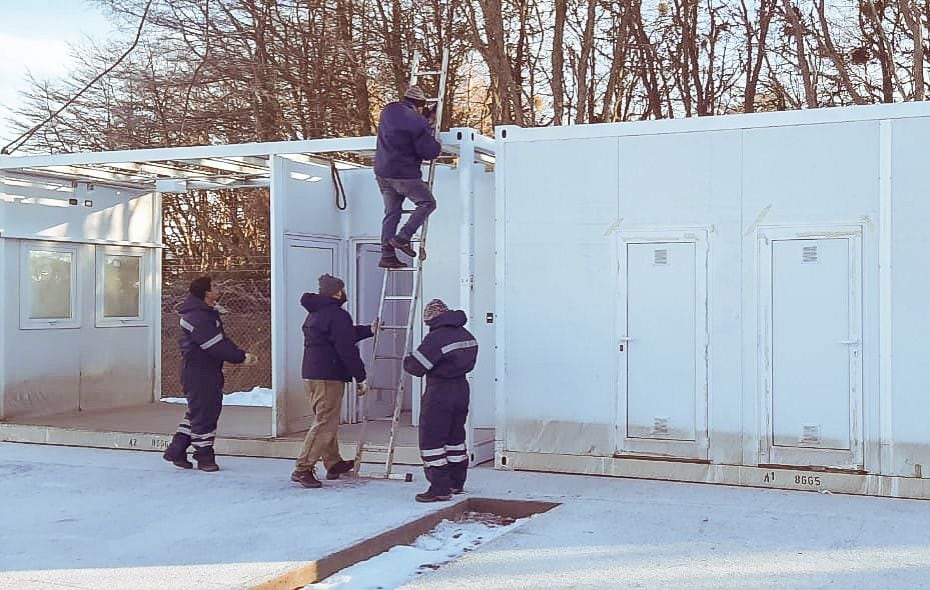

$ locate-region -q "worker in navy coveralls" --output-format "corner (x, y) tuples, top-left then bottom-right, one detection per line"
(403, 299), (478, 502)
(163, 276), (256, 472)
(373, 84), (442, 269)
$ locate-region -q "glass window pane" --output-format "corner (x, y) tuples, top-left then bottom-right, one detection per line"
(103, 255), (142, 318)
(28, 250), (73, 319)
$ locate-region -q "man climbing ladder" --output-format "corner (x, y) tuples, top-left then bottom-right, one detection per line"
(352, 49), (450, 483)
(374, 84), (443, 269)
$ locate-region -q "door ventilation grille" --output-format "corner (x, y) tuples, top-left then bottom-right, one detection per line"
(801, 424), (822, 445)
(654, 249), (669, 266)
(802, 245), (819, 263)
(653, 416), (670, 435)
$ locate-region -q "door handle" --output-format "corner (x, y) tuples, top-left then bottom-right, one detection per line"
(619, 336), (633, 342)
(840, 339), (859, 345)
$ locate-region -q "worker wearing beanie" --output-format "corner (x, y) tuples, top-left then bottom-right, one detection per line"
(291, 274), (376, 489)
(164, 276), (257, 472)
(373, 84), (442, 269)
(403, 299), (478, 502)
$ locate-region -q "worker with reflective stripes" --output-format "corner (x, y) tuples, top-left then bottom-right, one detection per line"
(164, 276), (256, 472)
(403, 299), (478, 503)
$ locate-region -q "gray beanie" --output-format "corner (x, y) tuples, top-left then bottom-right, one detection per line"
(423, 299), (449, 323)
(404, 85), (427, 102)
(319, 274), (345, 298)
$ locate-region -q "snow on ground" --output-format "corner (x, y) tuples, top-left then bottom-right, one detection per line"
(307, 514), (524, 590)
(161, 386), (273, 407)
(5, 442), (930, 590)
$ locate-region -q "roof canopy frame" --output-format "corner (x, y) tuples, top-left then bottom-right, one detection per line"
(0, 129), (495, 192)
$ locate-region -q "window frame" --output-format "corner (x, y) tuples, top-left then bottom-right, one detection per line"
(95, 246), (148, 327)
(20, 242), (81, 330)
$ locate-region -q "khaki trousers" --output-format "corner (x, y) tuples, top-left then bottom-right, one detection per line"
(295, 379), (345, 472)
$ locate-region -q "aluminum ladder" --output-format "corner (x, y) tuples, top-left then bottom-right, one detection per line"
(353, 48), (450, 480)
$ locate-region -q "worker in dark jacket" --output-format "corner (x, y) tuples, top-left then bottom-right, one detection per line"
(291, 274), (375, 489)
(374, 84), (442, 269)
(404, 299), (478, 502)
(164, 276), (256, 472)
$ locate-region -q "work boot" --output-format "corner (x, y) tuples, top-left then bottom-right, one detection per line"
(378, 256), (408, 269)
(291, 469), (322, 488)
(415, 489), (452, 503)
(449, 486), (464, 495)
(163, 452), (193, 470)
(326, 460), (355, 480)
(388, 237), (417, 258)
(197, 461), (220, 472)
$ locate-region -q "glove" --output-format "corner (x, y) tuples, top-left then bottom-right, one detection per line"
(356, 380), (369, 396)
(242, 352), (258, 366)
(423, 105), (437, 124)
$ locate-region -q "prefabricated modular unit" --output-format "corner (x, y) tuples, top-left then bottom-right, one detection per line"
(494, 102), (930, 499)
(0, 129), (497, 464)
(0, 173), (159, 420)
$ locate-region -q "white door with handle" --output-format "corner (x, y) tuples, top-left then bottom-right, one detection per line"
(616, 230), (708, 460)
(758, 228), (863, 469)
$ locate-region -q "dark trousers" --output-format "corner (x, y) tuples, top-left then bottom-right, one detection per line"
(377, 176), (436, 257)
(418, 379), (470, 495)
(165, 383), (223, 464)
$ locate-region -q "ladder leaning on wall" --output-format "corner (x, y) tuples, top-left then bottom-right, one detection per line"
(352, 48), (450, 481)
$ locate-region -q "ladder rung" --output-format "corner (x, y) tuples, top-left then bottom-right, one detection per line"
(366, 417), (395, 422)
(415, 70), (442, 76)
(359, 444), (390, 453)
(374, 354), (403, 360)
(384, 267), (418, 272)
(425, 97), (440, 102)
(380, 325), (408, 330)
(384, 295), (414, 301)
(358, 471), (414, 482)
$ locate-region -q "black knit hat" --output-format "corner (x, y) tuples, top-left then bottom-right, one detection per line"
(189, 276), (212, 300)
(319, 274), (345, 298)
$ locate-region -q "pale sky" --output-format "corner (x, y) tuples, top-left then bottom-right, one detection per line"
(0, 0), (116, 149)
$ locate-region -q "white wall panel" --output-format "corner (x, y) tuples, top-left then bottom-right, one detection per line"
(502, 137), (619, 455)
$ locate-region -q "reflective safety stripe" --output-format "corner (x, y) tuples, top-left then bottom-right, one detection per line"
(440, 339), (478, 355)
(447, 454), (468, 463)
(176, 427), (192, 436)
(191, 440), (214, 448)
(201, 333), (223, 350)
(444, 443), (466, 452)
(412, 349), (434, 371)
(179, 318), (195, 332)
(191, 431), (216, 439)
(422, 457), (448, 467)
(420, 447), (445, 456)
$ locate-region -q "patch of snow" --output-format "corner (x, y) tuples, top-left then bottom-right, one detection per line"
(307, 513), (524, 590)
(160, 386), (273, 407)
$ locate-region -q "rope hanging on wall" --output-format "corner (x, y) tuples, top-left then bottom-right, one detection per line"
(330, 160), (347, 211)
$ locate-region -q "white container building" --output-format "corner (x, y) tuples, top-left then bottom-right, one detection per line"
(493, 102), (930, 499)
(0, 130), (497, 466)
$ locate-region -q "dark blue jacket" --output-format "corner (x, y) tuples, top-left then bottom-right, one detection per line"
(374, 98), (442, 179)
(178, 294), (246, 393)
(404, 310), (478, 382)
(301, 293), (373, 382)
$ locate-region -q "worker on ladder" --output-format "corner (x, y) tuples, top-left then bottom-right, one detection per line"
(374, 85), (442, 269)
(403, 299), (478, 502)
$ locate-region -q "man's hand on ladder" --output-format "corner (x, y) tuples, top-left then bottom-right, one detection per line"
(424, 105), (437, 126)
(371, 318), (381, 334)
(356, 380), (369, 396)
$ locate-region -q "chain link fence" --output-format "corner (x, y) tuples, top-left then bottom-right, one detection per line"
(161, 266), (271, 398)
